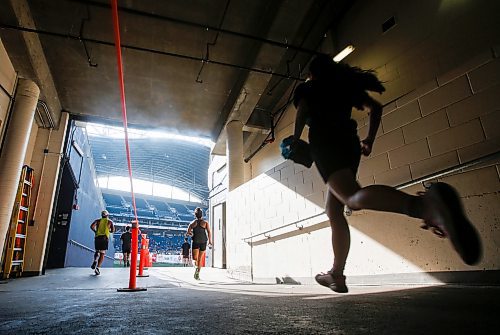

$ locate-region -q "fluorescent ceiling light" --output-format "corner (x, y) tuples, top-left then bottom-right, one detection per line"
(333, 45), (355, 62)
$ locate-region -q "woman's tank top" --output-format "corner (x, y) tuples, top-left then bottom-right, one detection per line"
(192, 220), (208, 244)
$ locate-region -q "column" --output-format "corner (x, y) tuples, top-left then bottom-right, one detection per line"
(0, 79), (39, 260)
(24, 112), (68, 274)
(226, 120), (244, 191)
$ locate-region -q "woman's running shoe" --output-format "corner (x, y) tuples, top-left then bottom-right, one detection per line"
(315, 269), (348, 293)
(422, 182), (482, 265)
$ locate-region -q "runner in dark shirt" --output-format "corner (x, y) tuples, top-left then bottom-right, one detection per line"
(181, 238), (191, 267)
(120, 226), (132, 267)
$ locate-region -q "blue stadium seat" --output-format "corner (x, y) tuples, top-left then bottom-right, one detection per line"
(137, 209), (155, 218)
(168, 202), (190, 216)
(122, 195), (149, 209)
(148, 199), (170, 211)
(103, 193), (123, 207)
(107, 206), (129, 215)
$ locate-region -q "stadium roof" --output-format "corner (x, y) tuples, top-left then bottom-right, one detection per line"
(88, 128), (210, 201)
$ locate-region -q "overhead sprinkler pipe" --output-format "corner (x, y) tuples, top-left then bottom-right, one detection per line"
(70, 0), (319, 56)
(0, 23), (304, 82)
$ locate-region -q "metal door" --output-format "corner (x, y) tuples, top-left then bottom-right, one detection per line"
(212, 202), (226, 268)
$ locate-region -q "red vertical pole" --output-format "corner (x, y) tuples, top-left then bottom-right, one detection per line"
(111, 0), (146, 292)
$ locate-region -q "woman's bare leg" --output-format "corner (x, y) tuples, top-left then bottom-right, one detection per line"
(192, 249), (199, 267)
(325, 168), (481, 265)
(326, 169), (422, 217)
(197, 251), (205, 271)
(325, 191), (350, 276)
(97, 252), (105, 267)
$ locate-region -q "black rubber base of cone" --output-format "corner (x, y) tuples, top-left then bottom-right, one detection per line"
(117, 287), (147, 292)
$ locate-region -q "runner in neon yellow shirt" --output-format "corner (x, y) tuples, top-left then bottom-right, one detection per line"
(90, 210), (114, 275)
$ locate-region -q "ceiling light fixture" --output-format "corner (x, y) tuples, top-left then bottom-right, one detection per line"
(333, 45), (355, 62)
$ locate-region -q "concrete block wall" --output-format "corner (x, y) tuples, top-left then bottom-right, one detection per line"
(336, 1), (500, 107)
(225, 0), (500, 283)
(227, 156), (499, 284)
(357, 55), (500, 187)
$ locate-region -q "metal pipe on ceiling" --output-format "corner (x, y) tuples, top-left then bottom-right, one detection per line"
(69, 0), (320, 56)
(36, 100), (55, 129)
(195, 0), (231, 83)
(0, 23), (304, 81)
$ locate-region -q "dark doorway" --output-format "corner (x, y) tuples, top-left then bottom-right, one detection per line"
(46, 162), (77, 269)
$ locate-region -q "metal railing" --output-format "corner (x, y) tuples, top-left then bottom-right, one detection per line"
(68, 239), (114, 260)
(243, 212), (326, 242)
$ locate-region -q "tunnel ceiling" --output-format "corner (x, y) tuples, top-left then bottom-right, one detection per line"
(0, 0), (352, 150)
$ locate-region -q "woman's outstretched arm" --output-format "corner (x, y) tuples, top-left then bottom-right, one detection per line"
(360, 96), (382, 156)
(293, 99), (309, 141)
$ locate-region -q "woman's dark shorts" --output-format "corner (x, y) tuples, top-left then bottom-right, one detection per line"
(309, 130), (361, 182)
(122, 244), (131, 253)
(94, 235), (109, 252)
(192, 242), (207, 251)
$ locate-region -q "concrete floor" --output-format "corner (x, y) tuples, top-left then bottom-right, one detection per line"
(0, 267), (498, 334)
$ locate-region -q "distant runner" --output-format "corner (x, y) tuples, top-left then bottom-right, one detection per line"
(90, 210), (114, 275)
(181, 237), (191, 267)
(120, 226), (132, 267)
(186, 208), (212, 280)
